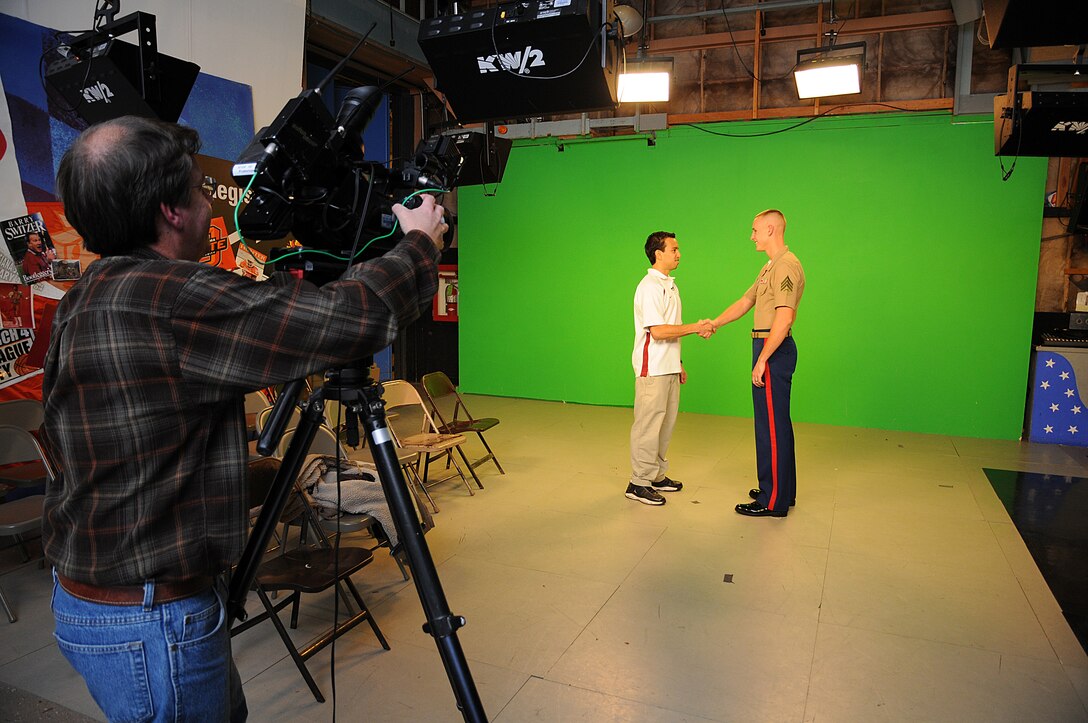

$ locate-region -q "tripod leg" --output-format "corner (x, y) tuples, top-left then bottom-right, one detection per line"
(228, 385), (324, 623)
(360, 387), (486, 723)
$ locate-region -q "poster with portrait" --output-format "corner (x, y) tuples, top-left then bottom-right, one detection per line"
(2, 212), (56, 285)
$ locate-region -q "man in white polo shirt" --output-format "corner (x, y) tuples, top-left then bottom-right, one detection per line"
(627, 231), (714, 505)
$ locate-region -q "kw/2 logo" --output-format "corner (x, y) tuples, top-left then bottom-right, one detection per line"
(80, 81), (115, 104)
(477, 46), (546, 75)
(1050, 121), (1088, 135)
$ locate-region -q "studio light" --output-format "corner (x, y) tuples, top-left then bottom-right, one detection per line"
(793, 42), (866, 99)
(613, 4), (644, 38)
(618, 56), (673, 103)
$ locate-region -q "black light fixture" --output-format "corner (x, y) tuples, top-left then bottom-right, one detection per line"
(43, 7), (199, 124)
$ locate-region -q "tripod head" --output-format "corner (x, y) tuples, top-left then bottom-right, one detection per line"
(255, 361), (378, 456)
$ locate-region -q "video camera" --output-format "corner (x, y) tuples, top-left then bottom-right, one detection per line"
(231, 85), (463, 262)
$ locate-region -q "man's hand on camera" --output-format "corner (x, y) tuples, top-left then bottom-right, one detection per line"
(393, 194), (448, 250)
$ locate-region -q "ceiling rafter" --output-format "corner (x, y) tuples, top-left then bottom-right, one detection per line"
(647, 8), (956, 54)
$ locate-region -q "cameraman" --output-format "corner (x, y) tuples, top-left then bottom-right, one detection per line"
(40, 115), (446, 722)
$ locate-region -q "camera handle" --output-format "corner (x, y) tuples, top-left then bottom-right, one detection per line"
(227, 369), (486, 722)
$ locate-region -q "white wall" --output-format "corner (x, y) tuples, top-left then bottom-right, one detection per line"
(0, 0), (306, 125)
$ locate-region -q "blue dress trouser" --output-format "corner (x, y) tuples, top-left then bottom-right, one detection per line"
(752, 337), (797, 512)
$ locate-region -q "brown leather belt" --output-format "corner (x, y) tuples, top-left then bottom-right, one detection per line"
(751, 329), (792, 339)
(58, 573), (214, 606)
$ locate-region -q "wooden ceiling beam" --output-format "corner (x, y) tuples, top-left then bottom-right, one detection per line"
(647, 9), (956, 54)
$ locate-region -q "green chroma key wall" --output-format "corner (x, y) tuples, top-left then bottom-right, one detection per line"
(455, 112), (1046, 440)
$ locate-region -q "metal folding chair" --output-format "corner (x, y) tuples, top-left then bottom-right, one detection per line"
(421, 372), (504, 476)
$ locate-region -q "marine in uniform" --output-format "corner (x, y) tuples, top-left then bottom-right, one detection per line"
(710, 209), (805, 517)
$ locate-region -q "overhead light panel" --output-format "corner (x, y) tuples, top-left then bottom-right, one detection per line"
(618, 56), (673, 103)
(794, 42), (866, 99)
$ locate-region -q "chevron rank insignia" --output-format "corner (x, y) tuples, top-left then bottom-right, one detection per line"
(780, 276), (794, 292)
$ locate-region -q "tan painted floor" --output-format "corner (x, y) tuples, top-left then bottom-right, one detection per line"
(1, 395), (1087, 722)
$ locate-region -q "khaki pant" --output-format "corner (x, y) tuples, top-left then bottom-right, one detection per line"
(630, 373), (680, 486)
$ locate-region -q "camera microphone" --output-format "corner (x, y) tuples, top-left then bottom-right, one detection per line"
(334, 86), (382, 149)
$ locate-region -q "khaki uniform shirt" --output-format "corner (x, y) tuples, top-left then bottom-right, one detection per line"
(743, 247), (805, 329)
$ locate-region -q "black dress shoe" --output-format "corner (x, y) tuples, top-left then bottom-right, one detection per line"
(735, 501), (787, 517)
(748, 489), (795, 506)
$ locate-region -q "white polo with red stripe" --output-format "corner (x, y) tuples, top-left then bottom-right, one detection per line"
(631, 268), (683, 377)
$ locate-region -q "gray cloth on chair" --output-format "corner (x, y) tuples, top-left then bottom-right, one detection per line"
(299, 455), (398, 548)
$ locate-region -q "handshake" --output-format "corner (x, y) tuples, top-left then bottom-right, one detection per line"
(694, 319), (718, 339)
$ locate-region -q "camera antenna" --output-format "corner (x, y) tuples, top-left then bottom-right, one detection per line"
(314, 22), (378, 95)
(378, 64), (417, 92)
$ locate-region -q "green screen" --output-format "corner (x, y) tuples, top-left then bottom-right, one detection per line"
(456, 113), (1046, 440)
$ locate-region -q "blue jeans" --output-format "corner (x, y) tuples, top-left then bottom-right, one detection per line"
(51, 571), (247, 722)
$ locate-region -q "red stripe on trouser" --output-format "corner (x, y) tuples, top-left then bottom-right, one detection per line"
(640, 332), (650, 377)
(764, 361), (779, 509)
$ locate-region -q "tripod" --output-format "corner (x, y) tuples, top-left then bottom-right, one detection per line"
(227, 365), (486, 722)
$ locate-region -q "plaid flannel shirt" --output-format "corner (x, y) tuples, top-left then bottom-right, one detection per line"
(41, 231), (439, 585)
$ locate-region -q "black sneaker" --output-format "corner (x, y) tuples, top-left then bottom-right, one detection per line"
(653, 476), (683, 492)
(626, 483), (666, 505)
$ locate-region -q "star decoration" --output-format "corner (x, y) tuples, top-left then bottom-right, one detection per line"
(1066, 389), (1075, 398)
(1068, 425), (1079, 434)
(1046, 358), (1056, 368)
(1060, 371), (1070, 380)
(1041, 381), (1051, 389)
(1050, 403), (1060, 412)
(1073, 406), (1083, 415)
(1044, 425), (1054, 433)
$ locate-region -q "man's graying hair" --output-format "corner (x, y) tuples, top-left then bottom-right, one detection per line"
(57, 116), (201, 256)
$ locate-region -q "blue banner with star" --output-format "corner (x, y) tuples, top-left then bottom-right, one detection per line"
(1029, 351), (1086, 445)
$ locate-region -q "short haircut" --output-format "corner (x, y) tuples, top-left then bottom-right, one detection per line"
(57, 116), (201, 256)
(644, 231), (675, 264)
(755, 208), (787, 233)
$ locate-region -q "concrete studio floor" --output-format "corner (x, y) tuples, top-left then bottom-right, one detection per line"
(1, 395), (1087, 722)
